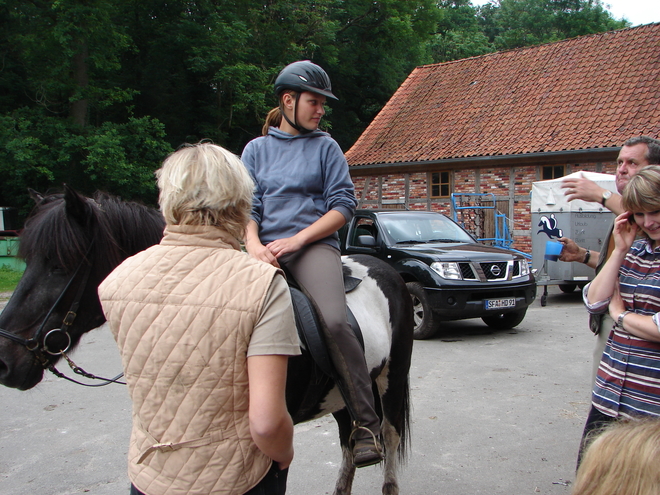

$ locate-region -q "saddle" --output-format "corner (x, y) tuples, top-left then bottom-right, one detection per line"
(288, 275), (364, 378)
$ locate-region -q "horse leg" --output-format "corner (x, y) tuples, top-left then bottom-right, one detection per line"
(376, 360), (411, 495)
(380, 418), (400, 495)
(333, 379), (404, 495)
(332, 408), (357, 495)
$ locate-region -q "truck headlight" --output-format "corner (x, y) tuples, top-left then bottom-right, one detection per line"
(431, 261), (462, 280)
(519, 260), (530, 276)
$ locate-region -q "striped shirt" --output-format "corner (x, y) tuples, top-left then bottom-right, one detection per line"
(584, 238), (660, 419)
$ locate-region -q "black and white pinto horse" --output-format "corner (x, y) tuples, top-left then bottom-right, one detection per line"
(0, 186), (414, 495)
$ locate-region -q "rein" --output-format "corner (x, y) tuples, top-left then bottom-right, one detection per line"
(0, 241), (125, 387)
(48, 353), (126, 387)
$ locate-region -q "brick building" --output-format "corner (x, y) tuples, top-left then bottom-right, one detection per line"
(345, 23), (660, 255)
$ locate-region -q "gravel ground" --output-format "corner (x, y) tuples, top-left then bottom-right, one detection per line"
(0, 285), (597, 495)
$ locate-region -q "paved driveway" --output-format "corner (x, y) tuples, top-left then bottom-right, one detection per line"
(0, 285), (594, 495)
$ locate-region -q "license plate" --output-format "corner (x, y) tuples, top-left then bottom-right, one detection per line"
(485, 298), (516, 310)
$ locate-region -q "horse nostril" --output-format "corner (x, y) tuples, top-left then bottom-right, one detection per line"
(0, 357), (9, 380)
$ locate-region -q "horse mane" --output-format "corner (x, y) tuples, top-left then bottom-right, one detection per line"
(18, 190), (165, 274)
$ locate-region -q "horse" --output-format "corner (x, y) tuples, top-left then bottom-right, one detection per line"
(0, 186), (414, 495)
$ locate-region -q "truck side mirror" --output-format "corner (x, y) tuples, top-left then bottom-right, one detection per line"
(357, 235), (377, 248)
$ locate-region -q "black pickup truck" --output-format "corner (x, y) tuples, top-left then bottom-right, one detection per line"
(339, 210), (536, 339)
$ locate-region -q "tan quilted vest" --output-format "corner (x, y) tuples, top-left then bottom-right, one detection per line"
(99, 225), (277, 495)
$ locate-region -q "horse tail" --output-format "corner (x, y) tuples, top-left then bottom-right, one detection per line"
(390, 283), (414, 463)
(396, 371), (412, 462)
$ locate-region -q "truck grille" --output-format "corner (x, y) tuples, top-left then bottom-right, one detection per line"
(457, 260), (526, 281)
(459, 263), (477, 280)
(480, 262), (509, 280)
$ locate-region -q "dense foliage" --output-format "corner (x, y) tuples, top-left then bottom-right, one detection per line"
(0, 0), (628, 218)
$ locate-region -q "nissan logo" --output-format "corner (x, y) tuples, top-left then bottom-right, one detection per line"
(490, 264), (502, 277)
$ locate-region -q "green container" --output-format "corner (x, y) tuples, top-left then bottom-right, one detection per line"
(0, 237), (25, 272)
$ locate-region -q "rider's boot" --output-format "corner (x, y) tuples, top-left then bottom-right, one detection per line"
(350, 421), (384, 468)
(324, 323), (384, 468)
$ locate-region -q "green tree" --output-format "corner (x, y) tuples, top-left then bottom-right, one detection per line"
(319, 0), (442, 149)
(192, 0), (340, 147)
(0, 0), (171, 215)
(1, 0), (134, 127)
(478, 0), (630, 50)
(0, 0), (635, 221)
(0, 109), (170, 216)
(430, 0), (494, 63)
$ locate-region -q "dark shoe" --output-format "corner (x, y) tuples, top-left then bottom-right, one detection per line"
(350, 425), (384, 468)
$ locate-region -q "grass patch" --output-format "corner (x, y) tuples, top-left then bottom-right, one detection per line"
(0, 265), (23, 292)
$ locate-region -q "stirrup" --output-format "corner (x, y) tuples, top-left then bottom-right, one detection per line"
(349, 422), (384, 468)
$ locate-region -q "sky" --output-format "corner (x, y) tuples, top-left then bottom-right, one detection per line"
(471, 0), (660, 27)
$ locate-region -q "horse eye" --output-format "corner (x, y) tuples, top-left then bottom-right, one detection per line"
(49, 265), (67, 275)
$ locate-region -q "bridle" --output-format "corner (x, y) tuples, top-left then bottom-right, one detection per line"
(0, 241), (125, 386)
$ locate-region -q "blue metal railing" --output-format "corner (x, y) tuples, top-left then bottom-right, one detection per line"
(451, 193), (531, 259)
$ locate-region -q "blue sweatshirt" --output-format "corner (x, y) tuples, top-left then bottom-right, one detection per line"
(242, 127), (357, 249)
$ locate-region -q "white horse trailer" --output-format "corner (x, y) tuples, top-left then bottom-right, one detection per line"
(531, 172), (617, 306)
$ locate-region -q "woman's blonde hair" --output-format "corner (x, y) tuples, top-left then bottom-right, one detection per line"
(573, 418), (660, 495)
(622, 165), (660, 213)
(156, 142), (254, 240)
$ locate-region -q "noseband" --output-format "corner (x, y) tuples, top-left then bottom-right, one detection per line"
(0, 242), (125, 386)
(0, 247), (91, 359)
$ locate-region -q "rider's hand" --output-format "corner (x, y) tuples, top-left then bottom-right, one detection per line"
(267, 235), (305, 259)
(246, 240), (280, 268)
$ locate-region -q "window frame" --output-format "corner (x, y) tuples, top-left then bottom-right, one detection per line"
(430, 170), (452, 198)
(541, 165), (566, 181)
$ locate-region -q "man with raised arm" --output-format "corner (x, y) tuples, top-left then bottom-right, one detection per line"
(558, 136), (660, 381)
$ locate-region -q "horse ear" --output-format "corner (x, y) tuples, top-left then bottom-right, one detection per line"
(64, 184), (92, 227)
(28, 188), (44, 204)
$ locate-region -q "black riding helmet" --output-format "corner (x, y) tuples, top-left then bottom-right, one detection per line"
(274, 60), (337, 134)
(274, 60), (338, 100)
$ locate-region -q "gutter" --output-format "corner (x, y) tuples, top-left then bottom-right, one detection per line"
(347, 147), (621, 175)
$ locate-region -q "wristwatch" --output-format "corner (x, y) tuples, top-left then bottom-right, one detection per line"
(618, 310), (632, 327)
(601, 190), (612, 206)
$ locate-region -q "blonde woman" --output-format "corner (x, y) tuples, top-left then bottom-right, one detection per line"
(574, 418), (660, 495)
(99, 142), (300, 495)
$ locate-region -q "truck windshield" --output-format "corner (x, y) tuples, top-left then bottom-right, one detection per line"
(379, 213), (475, 245)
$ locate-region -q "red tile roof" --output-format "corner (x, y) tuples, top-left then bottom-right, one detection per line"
(345, 23), (660, 167)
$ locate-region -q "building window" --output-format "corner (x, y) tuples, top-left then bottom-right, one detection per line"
(430, 171), (451, 198)
(542, 165), (565, 180)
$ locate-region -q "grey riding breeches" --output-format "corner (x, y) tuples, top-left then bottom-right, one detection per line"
(279, 243), (381, 437)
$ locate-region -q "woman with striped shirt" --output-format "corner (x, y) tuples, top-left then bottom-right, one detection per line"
(580, 165), (660, 463)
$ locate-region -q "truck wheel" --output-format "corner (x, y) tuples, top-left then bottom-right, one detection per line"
(559, 283), (577, 293)
(406, 282), (440, 339)
(482, 308), (527, 330)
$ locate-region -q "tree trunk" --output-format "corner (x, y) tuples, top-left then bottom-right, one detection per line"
(71, 43), (89, 127)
